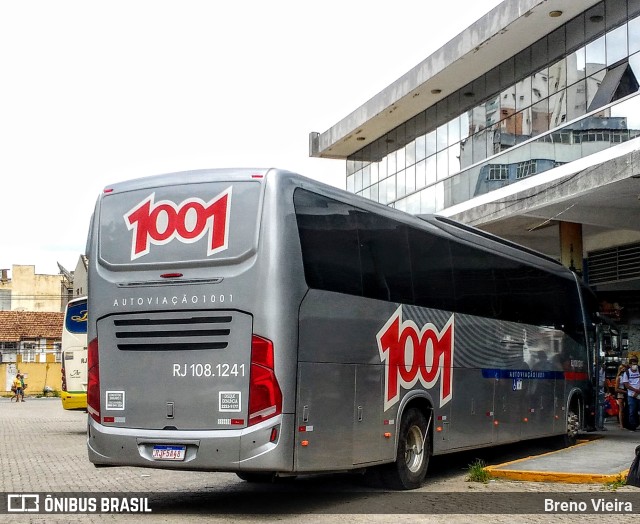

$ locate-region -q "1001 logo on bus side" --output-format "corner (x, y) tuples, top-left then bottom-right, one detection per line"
(377, 306), (455, 411)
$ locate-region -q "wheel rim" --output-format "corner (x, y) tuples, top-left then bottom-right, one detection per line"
(567, 411), (579, 440)
(404, 424), (424, 473)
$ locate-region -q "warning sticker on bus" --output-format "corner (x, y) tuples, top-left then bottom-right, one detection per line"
(219, 391), (241, 412)
(105, 391), (125, 410)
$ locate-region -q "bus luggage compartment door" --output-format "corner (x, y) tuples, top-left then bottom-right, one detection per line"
(354, 364), (393, 464)
(294, 362), (355, 471)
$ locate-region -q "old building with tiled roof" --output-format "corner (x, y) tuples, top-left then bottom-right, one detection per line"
(0, 310), (63, 364)
(0, 311), (63, 341)
(0, 264), (73, 394)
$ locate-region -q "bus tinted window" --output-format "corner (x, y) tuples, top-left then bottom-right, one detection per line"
(358, 213), (413, 303)
(295, 189), (414, 303)
(499, 264), (582, 328)
(447, 241), (583, 330)
(294, 188), (583, 334)
(449, 242), (502, 318)
(409, 228), (455, 311)
(294, 190), (362, 296)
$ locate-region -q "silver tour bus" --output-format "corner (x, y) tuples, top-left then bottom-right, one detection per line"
(86, 168), (598, 489)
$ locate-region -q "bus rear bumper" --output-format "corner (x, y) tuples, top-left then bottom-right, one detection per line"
(61, 392), (87, 411)
(87, 414), (294, 472)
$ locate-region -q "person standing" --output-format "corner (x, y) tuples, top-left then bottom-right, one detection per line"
(622, 356), (640, 431)
(12, 374), (23, 404)
(596, 362), (607, 431)
(615, 364), (628, 429)
(18, 374), (26, 402)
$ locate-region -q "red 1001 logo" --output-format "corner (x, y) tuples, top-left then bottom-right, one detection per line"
(377, 306), (455, 411)
(124, 187), (232, 260)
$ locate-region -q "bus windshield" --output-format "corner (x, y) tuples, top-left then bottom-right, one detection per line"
(61, 297), (88, 410)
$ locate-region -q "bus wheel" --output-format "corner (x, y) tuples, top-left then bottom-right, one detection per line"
(381, 408), (430, 490)
(236, 472), (275, 483)
(563, 409), (579, 447)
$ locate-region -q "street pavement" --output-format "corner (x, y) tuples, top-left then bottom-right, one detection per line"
(1, 396), (639, 523)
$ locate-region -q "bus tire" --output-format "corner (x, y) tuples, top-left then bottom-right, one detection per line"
(562, 408), (579, 447)
(381, 407), (430, 490)
(236, 472), (275, 483)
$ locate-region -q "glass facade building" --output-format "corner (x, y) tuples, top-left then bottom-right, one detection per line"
(346, 0), (640, 215)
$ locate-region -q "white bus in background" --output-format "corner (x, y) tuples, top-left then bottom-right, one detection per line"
(61, 296), (88, 410)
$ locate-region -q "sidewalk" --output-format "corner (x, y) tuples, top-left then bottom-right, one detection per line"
(487, 419), (639, 483)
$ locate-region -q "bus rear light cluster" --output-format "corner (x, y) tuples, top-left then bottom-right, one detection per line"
(87, 337), (100, 423)
(248, 335), (282, 427)
(61, 358), (67, 392)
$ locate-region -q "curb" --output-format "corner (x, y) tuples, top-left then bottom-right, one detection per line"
(484, 438), (629, 484)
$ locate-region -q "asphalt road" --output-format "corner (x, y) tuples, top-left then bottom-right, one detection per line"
(1, 397), (638, 523)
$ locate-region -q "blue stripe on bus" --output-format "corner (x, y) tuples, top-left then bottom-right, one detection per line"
(481, 369), (565, 380)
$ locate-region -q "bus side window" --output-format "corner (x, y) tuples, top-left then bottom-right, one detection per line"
(294, 190), (363, 296)
(358, 213), (413, 304)
(409, 228), (455, 312)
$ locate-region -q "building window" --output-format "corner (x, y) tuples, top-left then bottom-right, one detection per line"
(21, 342), (36, 363)
(516, 160), (538, 179)
(486, 164), (509, 181)
(347, 7), (640, 210)
(0, 289), (10, 310)
(0, 342), (17, 363)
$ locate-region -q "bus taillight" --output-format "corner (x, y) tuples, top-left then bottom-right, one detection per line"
(248, 335), (282, 427)
(87, 337), (100, 423)
(61, 353), (67, 392)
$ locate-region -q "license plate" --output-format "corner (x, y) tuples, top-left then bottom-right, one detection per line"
(151, 445), (186, 461)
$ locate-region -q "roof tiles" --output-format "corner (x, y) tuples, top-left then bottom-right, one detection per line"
(0, 311), (64, 341)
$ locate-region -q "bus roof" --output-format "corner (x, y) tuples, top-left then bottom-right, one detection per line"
(101, 168), (277, 195)
(98, 168), (575, 280)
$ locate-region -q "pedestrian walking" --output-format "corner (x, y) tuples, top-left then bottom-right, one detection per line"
(615, 364), (628, 429)
(18, 373), (26, 402)
(622, 356), (640, 431)
(10, 379), (18, 402)
(596, 362), (607, 430)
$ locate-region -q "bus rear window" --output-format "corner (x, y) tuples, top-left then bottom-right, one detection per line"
(98, 181), (261, 267)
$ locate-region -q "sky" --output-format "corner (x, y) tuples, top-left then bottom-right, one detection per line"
(0, 0), (503, 276)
